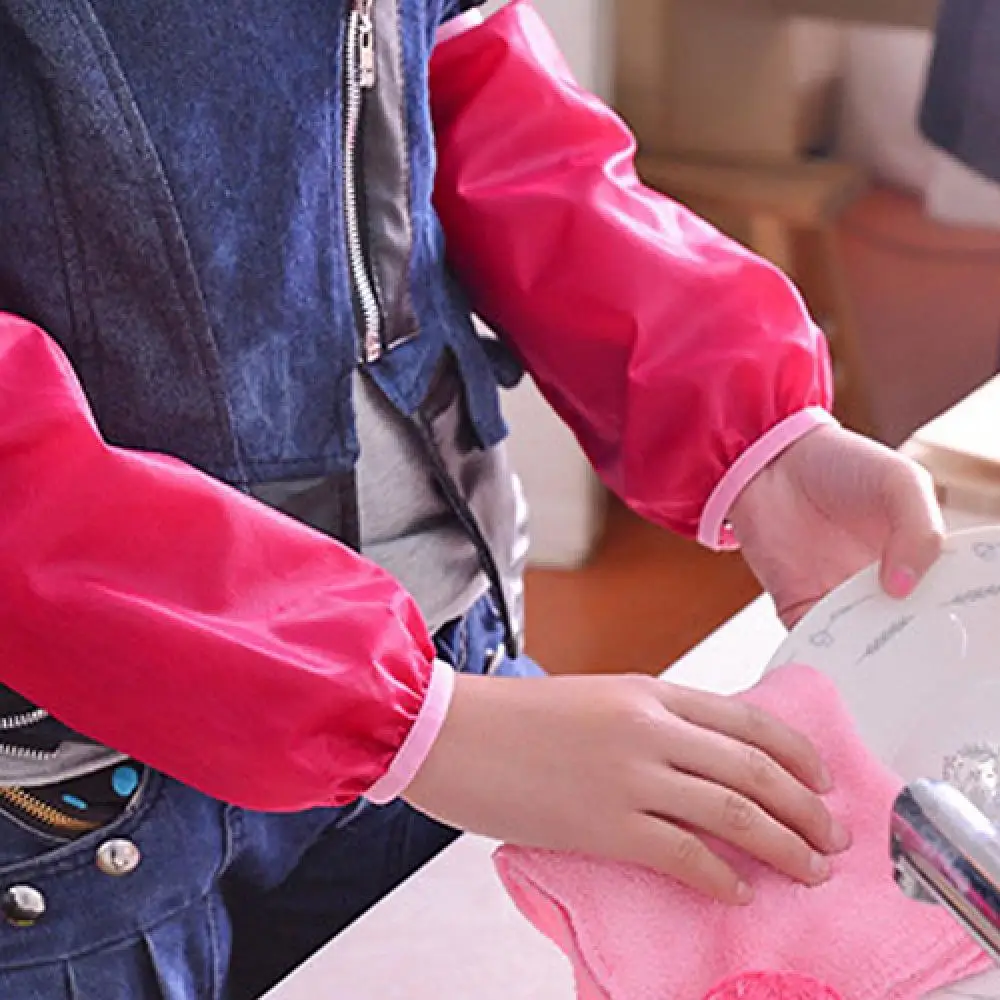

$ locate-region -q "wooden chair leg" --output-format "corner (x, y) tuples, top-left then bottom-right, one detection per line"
(747, 213), (794, 275)
(793, 226), (875, 437)
(818, 226), (876, 437)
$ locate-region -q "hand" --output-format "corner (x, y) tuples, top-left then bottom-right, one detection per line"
(404, 672), (849, 904)
(729, 423), (945, 627)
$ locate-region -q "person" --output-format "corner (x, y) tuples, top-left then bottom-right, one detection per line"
(919, 0), (1000, 371)
(920, 0), (1000, 188)
(0, 1), (943, 997)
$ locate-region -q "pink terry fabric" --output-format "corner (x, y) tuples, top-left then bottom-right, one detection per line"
(703, 971), (843, 1000)
(494, 665), (992, 1000)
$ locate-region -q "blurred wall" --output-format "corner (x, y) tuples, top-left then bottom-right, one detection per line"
(478, 0), (611, 568)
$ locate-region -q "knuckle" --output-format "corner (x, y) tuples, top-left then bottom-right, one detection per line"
(741, 702), (773, 744)
(743, 746), (777, 793)
(722, 792), (758, 834)
(615, 678), (672, 742)
(670, 832), (707, 871)
(619, 699), (663, 745)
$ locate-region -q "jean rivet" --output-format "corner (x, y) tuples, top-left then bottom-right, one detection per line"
(1, 885), (45, 926)
(96, 838), (142, 876)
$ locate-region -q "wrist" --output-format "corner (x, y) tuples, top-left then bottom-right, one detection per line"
(400, 671), (504, 828)
(364, 658), (457, 805)
(727, 420), (837, 544)
(699, 408), (838, 550)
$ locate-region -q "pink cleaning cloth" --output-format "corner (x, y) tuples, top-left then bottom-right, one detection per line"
(494, 664), (993, 1000)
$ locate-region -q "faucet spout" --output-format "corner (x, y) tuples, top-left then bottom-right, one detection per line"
(891, 779), (1000, 963)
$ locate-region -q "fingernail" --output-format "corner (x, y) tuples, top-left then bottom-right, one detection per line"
(736, 881), (754, 904)
(887, 566), (917, 598)
(810, 853), (831, 881)
(830, 819), (851, 852)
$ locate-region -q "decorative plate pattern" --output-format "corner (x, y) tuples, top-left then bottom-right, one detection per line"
(765, 526), (1000, 998)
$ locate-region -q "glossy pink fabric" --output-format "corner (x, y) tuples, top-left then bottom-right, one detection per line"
(430, 2), (834, 542)
(0, 315), (438, 810)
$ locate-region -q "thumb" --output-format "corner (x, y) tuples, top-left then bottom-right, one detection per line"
(877, 459), (945, 599)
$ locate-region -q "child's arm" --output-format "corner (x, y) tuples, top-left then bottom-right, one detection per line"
(430, 1), (834, 551)
(0, 315), (450, 811)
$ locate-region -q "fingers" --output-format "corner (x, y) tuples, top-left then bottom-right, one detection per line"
(650, 771), (835, 888)
(640, 687), (850, 894)
(662, 685), (830, 796)
(878, 458), (945, 599)
(664, 720), (849, 857)
(626, 812), (751, 905)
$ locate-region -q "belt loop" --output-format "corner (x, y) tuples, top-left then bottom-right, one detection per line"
(486, 647), (506, 675)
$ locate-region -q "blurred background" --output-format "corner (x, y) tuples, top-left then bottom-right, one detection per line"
(498, 0), (1000, 676)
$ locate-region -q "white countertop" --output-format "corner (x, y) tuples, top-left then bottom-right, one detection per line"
(266, 594), (788, 1000)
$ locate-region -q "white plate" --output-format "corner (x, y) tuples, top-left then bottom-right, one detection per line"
(765, 525), (1000, 998)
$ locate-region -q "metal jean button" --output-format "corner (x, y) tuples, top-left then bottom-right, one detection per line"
(96, 838), (141, 876)
(2, 885), (45, 926)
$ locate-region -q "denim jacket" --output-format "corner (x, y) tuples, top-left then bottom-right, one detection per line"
(0, 0), (526, 781)
(0, 0), (510, 497)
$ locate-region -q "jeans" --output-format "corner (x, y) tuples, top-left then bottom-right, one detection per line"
(0, 594), (541, 999)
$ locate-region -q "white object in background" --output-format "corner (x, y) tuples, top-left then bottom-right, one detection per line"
(925, 149), (1000, 230)
(765, 525), (1000, 998)
(902, 375), (1000, 528)
(837, 26), (938, 193)
(475, 0), (612, 568)
(480, 0), (611, 97)
(502, 376), (607, 569)
(532, 0), (611, 99)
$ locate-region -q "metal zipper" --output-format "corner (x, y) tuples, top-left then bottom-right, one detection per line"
(0, 743), (57, 762)
(0, 786), (99, 835)
(344, 0), (383, 364)
(0, 706), (55, 761)
(0, 708), (48, 732)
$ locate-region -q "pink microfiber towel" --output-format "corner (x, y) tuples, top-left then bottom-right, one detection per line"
(494, 664), (993, 1000)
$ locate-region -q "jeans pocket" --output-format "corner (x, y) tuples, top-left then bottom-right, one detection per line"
(0, 767), (156, 876)
(0, 802), (70, 869)
(0, 772), (233, 998)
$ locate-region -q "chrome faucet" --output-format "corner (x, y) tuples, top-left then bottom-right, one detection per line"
(892, 779), (1000, 963)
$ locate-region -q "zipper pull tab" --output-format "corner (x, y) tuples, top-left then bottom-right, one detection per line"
(357, 0), (376, 89)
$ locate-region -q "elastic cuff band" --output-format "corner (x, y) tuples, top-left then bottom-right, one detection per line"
(697, 407), (837, 551)
(364, 658), (456, 805)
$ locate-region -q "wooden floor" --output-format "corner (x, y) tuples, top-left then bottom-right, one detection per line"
(522, 495), (762, 677)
